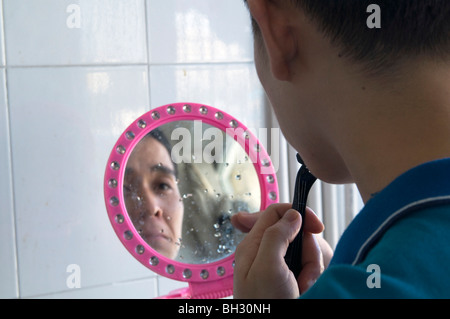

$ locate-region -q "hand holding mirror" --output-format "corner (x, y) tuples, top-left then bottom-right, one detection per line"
(104, 103), (279, 298)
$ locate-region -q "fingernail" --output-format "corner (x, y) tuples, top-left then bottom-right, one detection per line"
(285, 209), (300, 223)
(237, 211), (251, 216)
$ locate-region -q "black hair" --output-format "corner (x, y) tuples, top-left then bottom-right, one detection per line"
(145, 128), (178, 178)
(245, 0), (450, 74)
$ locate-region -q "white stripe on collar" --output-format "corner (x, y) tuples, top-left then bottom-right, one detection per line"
(351, 195), (450, 265)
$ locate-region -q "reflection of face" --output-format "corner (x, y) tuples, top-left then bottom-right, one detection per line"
(124, 136), (183, 259)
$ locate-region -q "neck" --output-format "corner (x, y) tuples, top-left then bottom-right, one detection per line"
(334, 60), (450, 203)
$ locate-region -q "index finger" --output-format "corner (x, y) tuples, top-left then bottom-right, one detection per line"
(245, 203), (294, 239)
(234, 203), (294, 281)
(232, 205), (324, 234)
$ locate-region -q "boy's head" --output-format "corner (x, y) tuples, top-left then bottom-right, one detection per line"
(246, 0), (450, 74)
(244, 0), (450, 193)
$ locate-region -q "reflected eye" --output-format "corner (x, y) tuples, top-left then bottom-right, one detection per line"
(152, 178), (176, 195)
(157, 183), (171, 192)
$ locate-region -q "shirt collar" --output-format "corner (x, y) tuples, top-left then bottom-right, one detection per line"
(331, 158), (450, 266)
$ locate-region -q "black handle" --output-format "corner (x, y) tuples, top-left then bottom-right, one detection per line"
(284, 154), (317, 280)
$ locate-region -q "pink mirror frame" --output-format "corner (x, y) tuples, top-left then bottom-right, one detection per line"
(104, 103), (279, 298)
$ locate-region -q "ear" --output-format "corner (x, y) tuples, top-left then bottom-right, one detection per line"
(247, 0), (298, 81)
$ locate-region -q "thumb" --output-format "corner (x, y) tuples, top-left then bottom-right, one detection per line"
(256, 209), (302, 260)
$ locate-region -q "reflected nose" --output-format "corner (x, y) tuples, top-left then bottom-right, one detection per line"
(142, 189), (163, 218)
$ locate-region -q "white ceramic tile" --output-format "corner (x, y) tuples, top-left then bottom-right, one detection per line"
(0, 0), (5, 66)
(147, 0), (253, 64)
(4, 0), (147, 66)
(8, 66), (151, 297)
(157, 275), (188, 298)
(35, 277), (158, 299)
(0, 69), (19, 298)
(149, 63), (267, 131)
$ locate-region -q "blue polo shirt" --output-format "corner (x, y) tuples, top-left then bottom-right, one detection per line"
(301, 158), (450, 298)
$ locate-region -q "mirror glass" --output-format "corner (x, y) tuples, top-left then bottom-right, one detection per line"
(123, 120), (260, 264)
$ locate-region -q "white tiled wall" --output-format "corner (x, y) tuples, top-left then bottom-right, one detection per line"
(0, 0), (268, 298)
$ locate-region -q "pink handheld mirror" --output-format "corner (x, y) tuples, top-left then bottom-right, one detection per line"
(104, 103), (278, 299)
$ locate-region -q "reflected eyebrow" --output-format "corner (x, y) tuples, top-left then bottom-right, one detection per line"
(150, 164), (176, 177)
(125, 164), (176, 178)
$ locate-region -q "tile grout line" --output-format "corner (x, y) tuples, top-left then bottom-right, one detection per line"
(1, 0), (20, 299)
